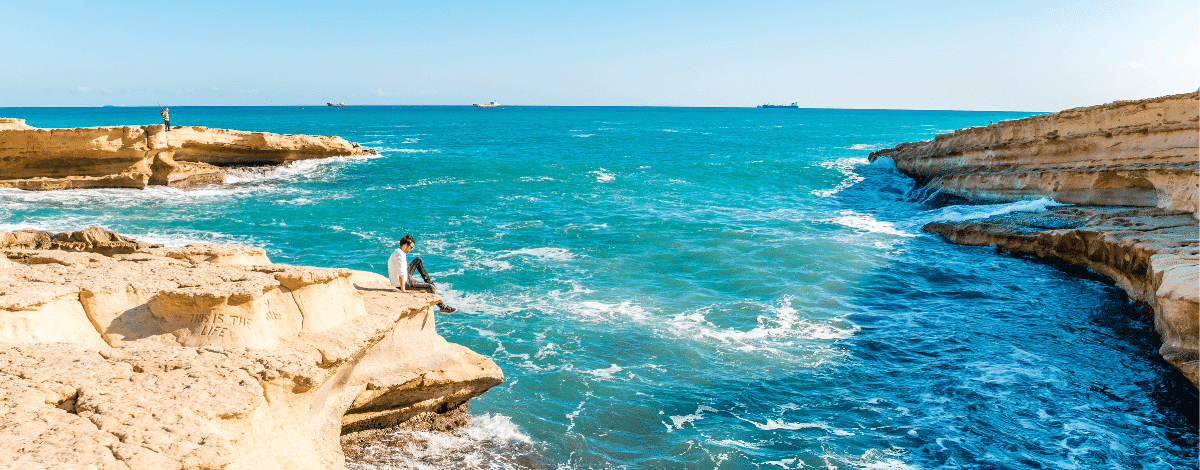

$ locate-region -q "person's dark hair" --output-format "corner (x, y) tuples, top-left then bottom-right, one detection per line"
(400, 234), (415, 247)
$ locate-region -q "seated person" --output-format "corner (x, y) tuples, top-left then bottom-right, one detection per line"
(388, 234), (456, 313)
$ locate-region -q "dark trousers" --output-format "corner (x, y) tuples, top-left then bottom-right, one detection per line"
(405, 256), (435, 292)
(164, 120), (170, 131)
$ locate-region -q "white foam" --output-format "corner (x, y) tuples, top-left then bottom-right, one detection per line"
(585, 364), (624, 380)
(589, 169), (615, 182)
(0, 214), (259, 248)
(665, 405), (718, 432)
(867, 156), (900, 172)
(811, 157), (867, 198)
(391, 177), (468, 189)
(573, 134), (595, 138)
(662, 298), (859, 351)
(833, 211), (918, 238)
(343, 413), (535, 470)
(222, 154), (382, 184)
(708, 439), (762, 450)
(753, 419), (855, 436)
(500, 247), (574, 261)
(452, 413), (534, 444)
(497, 195), (541, 202)
(384, 148), (440, 153)
(849, 143), (884, 150)
(519, 176), (554, 182)
(568, 300), (651, 322)
(899, 197), (1070, 232)
(277, 197), (315, 205)
(127, 230), (261, 248)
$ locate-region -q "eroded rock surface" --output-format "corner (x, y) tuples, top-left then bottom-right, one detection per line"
(0, 120), (372, 190)
(926, 207), (1198, 386)
(0, 228), (502, 469)
(869, 92), (1199, 387)
(870, 92), (1199, 215)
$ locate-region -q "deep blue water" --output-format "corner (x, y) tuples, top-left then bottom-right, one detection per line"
(1, 106), (1195, 469)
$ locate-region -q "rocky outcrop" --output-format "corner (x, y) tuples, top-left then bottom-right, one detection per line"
(925, 207), (1198, 385)
(0, 120), (372, 190)
(0, 228), (502, 469)
(870, 92), (1199, 215)
(0, 227), (161, 256)
(869, 92), (1199, 387)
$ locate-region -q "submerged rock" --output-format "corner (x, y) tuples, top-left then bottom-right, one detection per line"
(0, 228), (502, 469)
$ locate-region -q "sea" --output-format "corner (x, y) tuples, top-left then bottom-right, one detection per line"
(1, 106), (1195, 469)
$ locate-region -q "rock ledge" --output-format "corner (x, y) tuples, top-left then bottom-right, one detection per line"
(0, 227), (502, 469)
(0, 120), (374, 190)
(870, 92), (1199, 387)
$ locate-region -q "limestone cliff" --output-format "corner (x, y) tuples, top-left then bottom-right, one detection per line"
(0, 228), (502, 469)
(870, 92), (1199, 215)
(0, 120), (372, 190)
(869, 92), (1199, 387)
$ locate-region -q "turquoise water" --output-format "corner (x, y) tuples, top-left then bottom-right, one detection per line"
(1, 106), (1196, 469)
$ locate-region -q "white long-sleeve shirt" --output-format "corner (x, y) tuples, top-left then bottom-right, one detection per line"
(387, 248), (407, 288)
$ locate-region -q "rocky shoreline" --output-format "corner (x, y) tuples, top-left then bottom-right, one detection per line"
(0, 118), (372, 190)
(0, 228), (502, 469)
(870, 92), (1199, 387)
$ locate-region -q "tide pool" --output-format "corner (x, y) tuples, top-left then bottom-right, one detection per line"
(1, 106), (1195, 469)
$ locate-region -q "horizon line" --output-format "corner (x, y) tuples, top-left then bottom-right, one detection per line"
(0, 104), (1049, 113)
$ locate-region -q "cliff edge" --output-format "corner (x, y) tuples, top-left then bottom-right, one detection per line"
(0, 120), (372, 190)
(869, 92), (1199, 387)
(0, 227), (502, 469)
(870, 92), (1198, 215)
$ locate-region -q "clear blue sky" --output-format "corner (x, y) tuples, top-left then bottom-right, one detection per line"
(2, 1), (1196, 110)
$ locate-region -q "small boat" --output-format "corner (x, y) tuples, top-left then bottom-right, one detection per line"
(758, 102), (799, 108)
(473, 101), (500, 107)
(327, 102), (348, 107)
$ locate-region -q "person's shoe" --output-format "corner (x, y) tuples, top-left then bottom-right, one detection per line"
(437, 303), (457, 314)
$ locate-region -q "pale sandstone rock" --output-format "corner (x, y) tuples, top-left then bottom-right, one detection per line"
(871, 92), (1199, 387)
(0, 229), (503, 469)
(0, 118), (34, 130)
(870, 92), (1200, 214)
(0, 122), (371, 190)
(142, 242), (272, 265)
(0, 226), (161, 256)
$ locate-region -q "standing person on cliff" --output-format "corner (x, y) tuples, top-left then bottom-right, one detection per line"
(388, 234), (457, 313)
(160, 107), (170, 131)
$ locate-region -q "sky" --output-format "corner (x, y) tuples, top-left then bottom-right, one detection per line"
(1, 1), (1196, 110)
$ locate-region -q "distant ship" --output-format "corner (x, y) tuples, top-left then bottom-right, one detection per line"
(759, 102), (798, 108)
(327, 102), (348, 107)
(473, 101), (500, 107)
